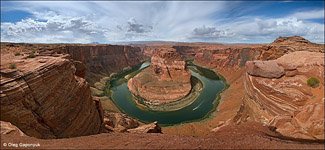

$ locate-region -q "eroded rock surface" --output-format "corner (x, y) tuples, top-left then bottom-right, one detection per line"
(128, 48), (191, 104)
(103, 112), (140, 133)
(246, 60), (285, 78)
(244, 51), (324, 140)
(0, 55), (102, 139)
(59, 45), (146, 85)
(128, 121), (162, 134)
(259, 36), (324, 60)
(1, 121), (25, 136)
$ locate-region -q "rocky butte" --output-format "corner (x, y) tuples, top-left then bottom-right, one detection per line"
(128, 48), (191, 105)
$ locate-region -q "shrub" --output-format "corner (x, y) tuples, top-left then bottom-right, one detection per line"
(27, 52), (35, 58)
(307, 77), (320, 88)
(14, 52), (21, 56)
(9, 63), (16, 69)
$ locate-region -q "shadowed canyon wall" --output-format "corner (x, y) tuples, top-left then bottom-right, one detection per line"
(58, 45), (147, 85)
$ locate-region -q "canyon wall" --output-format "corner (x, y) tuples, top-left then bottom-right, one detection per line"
(0, 54), (102, 139)
(57, 45), (147, 85)
(244, 51), (324, 140)
(194, 47), (262, 70)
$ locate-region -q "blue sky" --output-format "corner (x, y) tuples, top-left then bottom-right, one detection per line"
(1, 1), (324, 43)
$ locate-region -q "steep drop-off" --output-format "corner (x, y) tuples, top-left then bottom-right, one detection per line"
(0, 54), (102, 139)
(57, 45), (147, 85)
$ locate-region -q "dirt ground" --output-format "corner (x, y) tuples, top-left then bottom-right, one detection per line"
(1, 121), (323, 149)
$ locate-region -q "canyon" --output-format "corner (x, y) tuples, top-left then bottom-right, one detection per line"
(128, 47), (192, 105)
(0, 36), (324, 149)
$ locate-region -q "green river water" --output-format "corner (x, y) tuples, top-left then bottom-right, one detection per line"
(107, 62), (226, 126)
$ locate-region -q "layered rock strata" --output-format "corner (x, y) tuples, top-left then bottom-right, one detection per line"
(259, 36), (324, 60)
(58, 45), (146, 85)
(128, 48), (191, 104)
(0, 55), (102, 139)
(244, 51), (324, 140)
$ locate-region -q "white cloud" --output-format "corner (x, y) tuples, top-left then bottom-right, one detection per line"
(190, 25), (235, 40)
(290, 9), (324, 20)
(0, 1), (324, 43)
(1, 14), (109, 43)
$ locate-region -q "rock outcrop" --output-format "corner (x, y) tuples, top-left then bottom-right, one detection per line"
(102, 112), (161, 133)
(246, 60), (285, 78)
(127, 121), (162, 133)
(259, 36), (324, 60)
(127, 48), (191, 104)
(103, 112), (140, 133)
(1, 121), (25, 136)
(244, 51), (324, 140)
(0, 54), (102, 139)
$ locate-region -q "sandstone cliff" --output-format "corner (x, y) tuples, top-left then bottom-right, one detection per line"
(58, 45), (146, 85)
(0, 54), (102, 139)
(244, 51), (324, 140)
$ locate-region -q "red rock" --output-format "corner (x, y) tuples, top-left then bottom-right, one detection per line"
(127, 121), (162, 133)
(246, 60), (285, 78)
(244, 51), (324, 140)
(128, 48), (191, 104)
(103, 112), (140, 133)
(59, 45), (146, 85)
(0, 55), (102, 139)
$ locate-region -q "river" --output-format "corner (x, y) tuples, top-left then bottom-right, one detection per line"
(107, 62), (226, 126)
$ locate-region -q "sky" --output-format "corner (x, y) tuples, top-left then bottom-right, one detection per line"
(1, 1), (324, 44)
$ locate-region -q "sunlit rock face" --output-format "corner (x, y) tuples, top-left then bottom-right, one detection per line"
(128, 48), (191, 105)
(150, 48), (191, 82)
(244, 51), (324, 140)
(0, 55), (102, 139)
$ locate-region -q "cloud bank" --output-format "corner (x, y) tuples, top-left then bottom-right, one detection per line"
(1, 1), (324, 43)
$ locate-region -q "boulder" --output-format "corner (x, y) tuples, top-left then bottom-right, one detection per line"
(127, 121), (162, 134)
(103, 112), (140, 132)
(246, 60), (285, 78)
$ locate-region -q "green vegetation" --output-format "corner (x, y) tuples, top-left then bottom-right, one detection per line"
(94, 82), (105, 90)
(14, 52), (21, 56)
(307, 77), (320, 88)
(90, 87), (104, 96)
(9, 63), (17, 69)
(27, 52), (36, 58)
(123, 66), (132, 72)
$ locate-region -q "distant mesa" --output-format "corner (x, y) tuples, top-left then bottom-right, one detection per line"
(127, 47), (192, 105)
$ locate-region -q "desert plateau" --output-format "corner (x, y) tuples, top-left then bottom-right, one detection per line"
(1, 1), (324, 149)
